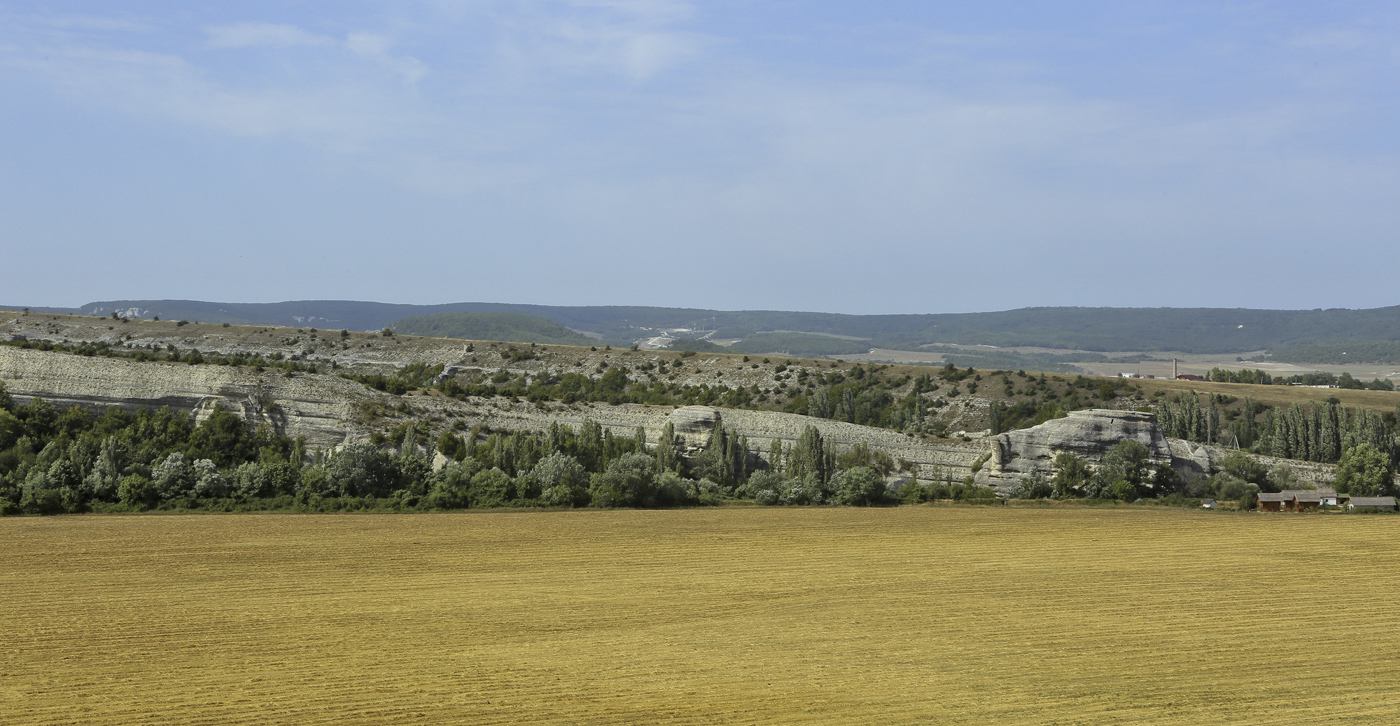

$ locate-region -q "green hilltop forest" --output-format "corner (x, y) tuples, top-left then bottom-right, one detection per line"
(10, 299), (1400, 362)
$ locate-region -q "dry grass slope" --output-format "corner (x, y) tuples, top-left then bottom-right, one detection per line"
(3, 509), (1399, 725)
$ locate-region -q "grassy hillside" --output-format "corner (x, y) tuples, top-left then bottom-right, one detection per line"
(390, 312), (596, 346)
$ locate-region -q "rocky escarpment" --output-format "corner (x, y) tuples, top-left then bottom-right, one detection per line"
(0, 346), (367, 451)
(978, 408), (1342, 490)
(979, 410), (1174, 488)
(8, 345), (1347, 491)
(0, 347), (988, 478)
(8, 344), (1348, 491)
(668, 406), (721, 452)
(987, 409), (1172, 470)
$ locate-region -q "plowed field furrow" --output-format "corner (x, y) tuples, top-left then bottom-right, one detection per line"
(3, 508), (1398, 725)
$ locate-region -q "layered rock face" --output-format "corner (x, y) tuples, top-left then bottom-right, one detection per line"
(668, 406), (721, 452)
(0, 346), (362, 451)
(0, 347), (989, 478)
(980, 409), (1173, 486)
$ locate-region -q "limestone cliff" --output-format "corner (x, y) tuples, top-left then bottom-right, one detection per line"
(668, 406), (721, 452)
(977, 408), (1343, 491)
(0, 346), (364, 450)
(979, 409), (1173, 486)
(0, 347), (987, 477)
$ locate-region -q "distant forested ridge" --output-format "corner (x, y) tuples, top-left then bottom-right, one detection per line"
(1267, 342), (1400, 365)
(391, 312), (596, 346)
(9, 300), (1400, 361)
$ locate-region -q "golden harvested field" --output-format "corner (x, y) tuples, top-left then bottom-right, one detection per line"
(3, 508), (1399, 725)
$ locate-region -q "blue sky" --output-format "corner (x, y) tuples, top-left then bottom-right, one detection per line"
(2, 1), (1397, 313)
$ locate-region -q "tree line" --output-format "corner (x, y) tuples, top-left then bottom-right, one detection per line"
(1, 382), (993, 515)
(1206, 366), (1395, 390)
(1007, 439), (1395, 506)
(1156, 390), (1397, 467)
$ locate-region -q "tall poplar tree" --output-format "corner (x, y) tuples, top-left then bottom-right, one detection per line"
(655, 421), (680, 473)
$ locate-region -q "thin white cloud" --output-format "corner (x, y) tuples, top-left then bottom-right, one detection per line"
(200, 23), (429, 84)
(6, 43), (395, 151)
(478, 0), (710, 80)
(22, 13), (153, 33)
(205, 22), (333, 49)
(543, 20), (705, 78)
(346, 32), (429, 83)
(561, 0), (695, 25)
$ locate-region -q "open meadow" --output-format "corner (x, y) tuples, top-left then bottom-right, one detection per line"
(3, 507), (1398, 725)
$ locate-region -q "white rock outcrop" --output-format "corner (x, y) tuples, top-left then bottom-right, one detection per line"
(980, 409), (1172, 486)
(667, 406), (722, 452)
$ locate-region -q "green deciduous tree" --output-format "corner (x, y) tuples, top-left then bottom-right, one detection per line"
(532, 452), (590, 507)
(1335, 443), (1395, 496)
(326, 443), (400, 497)
(1090, 440), (1152, 499)
(187, 404), (253, 468)
(118, 473), (156, 509)
(654, 421), (681, 474)
(1052, 452), (1091, 497)
(788, 425), (828, 485)
(469, 468), (513, 507)
(833, 466), (886, 505)
(1219, 451), (1270, 491)
(589, 452), (656, 508)
(1008, 471), (1053, 499)
(151, 452), (194, 500)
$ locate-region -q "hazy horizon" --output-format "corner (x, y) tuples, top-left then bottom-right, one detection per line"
(7, 296), (1398, 319)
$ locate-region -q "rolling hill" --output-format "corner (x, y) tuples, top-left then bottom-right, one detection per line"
(390, 312), (596, 346)
(9, 299), (1400, 361)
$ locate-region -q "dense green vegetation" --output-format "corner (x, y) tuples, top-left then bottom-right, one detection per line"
(360, 356), (1123, 440)
(24, 299), (1400, 359)
(1011, 436), (1395, 507)
(424, 355), (774, 409)
(1005, 442), (1178, 502)
(0, 383), (307, 515)
(1157, 390), (1397, 469)
(391, 312), (596, 346)
(1155, 368), (1400, 470)
(1269, 342), (1400, 365)
(0, 378), (972, 515)
(1206, 367), (1395, 390)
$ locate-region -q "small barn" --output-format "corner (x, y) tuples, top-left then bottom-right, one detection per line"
(1256, 492), (1288, 512)
(1283, 490), (1322, 511)
(1347, 496), (1398, 511)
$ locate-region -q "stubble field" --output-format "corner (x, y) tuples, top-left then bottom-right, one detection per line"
(3, 507), (1398, 725)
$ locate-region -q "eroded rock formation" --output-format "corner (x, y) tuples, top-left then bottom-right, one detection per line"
(980, 409), (1173, 486)
(0, 347), (988, 477)
(0, 346), (360, 451)
(668, 406), (721, 452)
